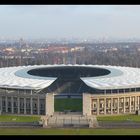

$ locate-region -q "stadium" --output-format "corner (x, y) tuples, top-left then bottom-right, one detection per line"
(0, 64), (140, 116)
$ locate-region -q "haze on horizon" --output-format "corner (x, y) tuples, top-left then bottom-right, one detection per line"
(0, 5), (140, 40)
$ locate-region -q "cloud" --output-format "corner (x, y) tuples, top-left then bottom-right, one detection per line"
(0, 5), (140, 39)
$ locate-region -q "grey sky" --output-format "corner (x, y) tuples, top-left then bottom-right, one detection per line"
(0, 5), (140, 40)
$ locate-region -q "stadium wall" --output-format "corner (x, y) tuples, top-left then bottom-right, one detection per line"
(83, 92), (140, 116)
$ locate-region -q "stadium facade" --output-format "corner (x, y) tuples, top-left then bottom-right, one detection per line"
(0, 64), (140, 116)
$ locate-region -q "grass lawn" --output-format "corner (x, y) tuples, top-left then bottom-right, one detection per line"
(0, 115), (40, 122)
(54, 98), (82, 112)
(97, 114), (140, 122)
(0, 128), (140, 135)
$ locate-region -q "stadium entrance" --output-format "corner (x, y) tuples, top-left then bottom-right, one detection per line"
(44, 93), (98, 128)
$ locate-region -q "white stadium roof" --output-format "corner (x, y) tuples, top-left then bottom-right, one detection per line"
(0, 64), (140, 90)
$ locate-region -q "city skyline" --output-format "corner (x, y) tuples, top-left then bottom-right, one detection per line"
(0, 5), (140, 40)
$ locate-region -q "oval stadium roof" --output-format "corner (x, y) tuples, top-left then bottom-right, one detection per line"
(0, 64), (140, 90)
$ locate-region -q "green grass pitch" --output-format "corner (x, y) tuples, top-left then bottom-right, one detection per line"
(54, 98), (82, 111)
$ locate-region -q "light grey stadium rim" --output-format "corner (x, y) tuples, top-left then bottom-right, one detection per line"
(15, 65), (123, 80)
(15, 66), (56, 80)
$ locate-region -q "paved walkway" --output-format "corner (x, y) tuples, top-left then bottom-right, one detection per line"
(98, 121), (140, 128)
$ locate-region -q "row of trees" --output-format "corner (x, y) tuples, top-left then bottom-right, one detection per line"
(0, 44), (140, 68)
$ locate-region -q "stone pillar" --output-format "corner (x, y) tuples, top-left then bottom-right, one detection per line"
(5, 96), (8, 113)
(135, 96), (137, 111)
(124, 97), (126, 113)
(97, 98), (99, 115)
(45, 93), (54, 116)
(11, 97), (14, 114)
(111, 98), (113, 114)
(17, 97), (20, 114)
(117, 97), (119, 114)
(0, 96), (2, 114)
(104, 98), (106, 115)
(129, 96), (131, 113)
(37, 96), (40, 115)
(139, 96), (140, 110)
(30, 97), (33, 115)
(24, 98), (26, 114)
(138, 96), (139, 110)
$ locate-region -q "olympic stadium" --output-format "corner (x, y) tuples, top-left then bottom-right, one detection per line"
(0, 64), (140, 116)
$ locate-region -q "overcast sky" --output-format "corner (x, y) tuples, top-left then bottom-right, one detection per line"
(0, 5), (140, 40)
